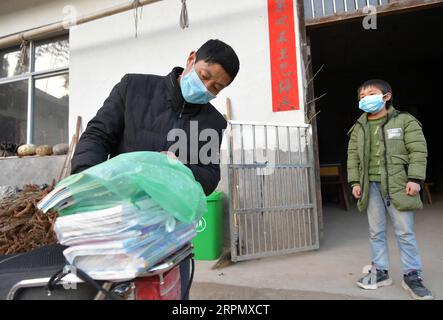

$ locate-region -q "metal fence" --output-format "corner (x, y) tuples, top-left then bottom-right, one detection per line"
(228, 121), (319, 262)
(304, 0), (390, 19)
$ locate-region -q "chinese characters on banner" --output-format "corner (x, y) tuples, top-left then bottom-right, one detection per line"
(267, 0), (300, 112)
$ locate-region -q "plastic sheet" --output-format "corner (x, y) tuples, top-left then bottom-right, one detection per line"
(38, 151), (207, 223)
(36, 151), (207, 280)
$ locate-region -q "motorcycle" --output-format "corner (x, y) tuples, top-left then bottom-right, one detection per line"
(0, 243), (194, 300)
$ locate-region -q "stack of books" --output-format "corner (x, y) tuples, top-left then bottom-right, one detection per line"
(37, 152), (206, 281)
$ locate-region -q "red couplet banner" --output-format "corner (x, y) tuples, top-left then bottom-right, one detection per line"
(267, 0), (300, 112)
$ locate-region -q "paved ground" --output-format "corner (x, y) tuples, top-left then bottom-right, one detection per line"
(191, 195), (443, 300)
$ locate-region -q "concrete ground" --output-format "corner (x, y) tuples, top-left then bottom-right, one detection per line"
(191, 194), (443, 300)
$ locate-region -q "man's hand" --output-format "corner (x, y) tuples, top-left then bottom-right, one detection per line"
(406, 181), (421, 196)
(352, 185), (361, 199)
(161, 151), (178, 159)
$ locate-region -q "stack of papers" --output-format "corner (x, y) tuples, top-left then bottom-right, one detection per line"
(36, 152), (207, 281)
(39, 195), (196, 281)
(38, 174), (130, 216)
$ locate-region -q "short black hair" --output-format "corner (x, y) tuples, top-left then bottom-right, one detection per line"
(196, 39), (240, 83)
(358, 79), (393, 104)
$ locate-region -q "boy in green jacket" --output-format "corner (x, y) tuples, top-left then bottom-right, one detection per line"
(347, 79), (433, 300)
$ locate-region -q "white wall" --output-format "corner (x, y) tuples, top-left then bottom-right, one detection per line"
(0, 0), (123, 37)
(68, 0), (307, 141)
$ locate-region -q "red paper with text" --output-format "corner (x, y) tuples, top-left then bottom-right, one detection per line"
(267, 0), (300, 112)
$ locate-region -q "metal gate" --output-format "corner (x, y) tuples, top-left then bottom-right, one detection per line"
(228, 121), (319, 262)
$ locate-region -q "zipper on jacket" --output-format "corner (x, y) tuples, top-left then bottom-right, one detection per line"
(381, 122), (391, 206)
(179, 102), (186, 118)
(357, 122), (366, 190)
(163, 102), (186, 151)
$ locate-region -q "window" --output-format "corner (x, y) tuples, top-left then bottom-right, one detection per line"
(303, 0), (390, 19)
(35, 38), (69, 72)
(34, 74), (69, 145)
(0, 46), (29, 78)
(0, 80), (28, 144)
(0, 35), (69, 146)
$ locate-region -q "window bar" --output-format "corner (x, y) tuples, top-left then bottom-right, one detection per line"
(264, 125), (268, 164)
(366, 0), (370, 7)
(344, 0), (348, 12)
(244, 212), (249, 256)
(310, 0), (315, 18)
(240, 124), (245, 165)
(321, 0), (326, 16)
(252, 124), (256, 164)
(355, 0), (359, 10)
(26, 78), (33, 144)
(26, 40), (35, 144)
(286, 209), (291, 250)
(275, 126), (280, 165)
(32, 68), (69, 80)
(287, 126), (291, 164)
(263, 125), (268, 252)
(332, 0), (337, 13)
(253, 175), (263, 253)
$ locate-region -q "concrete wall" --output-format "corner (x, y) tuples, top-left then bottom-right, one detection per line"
(0, 155), (66, 188)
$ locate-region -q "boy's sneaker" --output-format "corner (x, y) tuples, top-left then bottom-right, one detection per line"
(357, 265), (393, 290)
(402, 271), (434, 300)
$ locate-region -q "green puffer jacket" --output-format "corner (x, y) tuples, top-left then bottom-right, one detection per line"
(347, 106), (427, 212)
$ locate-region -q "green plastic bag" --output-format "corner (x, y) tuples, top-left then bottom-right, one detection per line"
(57, 152), (207, 223)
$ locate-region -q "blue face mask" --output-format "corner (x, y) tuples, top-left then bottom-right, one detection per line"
(358, 94), (386, 114)
(180, 66), (216, 104)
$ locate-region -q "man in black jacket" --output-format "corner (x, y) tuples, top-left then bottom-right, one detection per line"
(70, 39), (240, 299)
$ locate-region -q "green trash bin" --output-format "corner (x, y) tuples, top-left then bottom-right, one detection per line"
(192, 191), (224, 260)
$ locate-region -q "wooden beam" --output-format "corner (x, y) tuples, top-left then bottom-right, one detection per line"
(306, 0), (443, 28)
(0, 0), (162, 49)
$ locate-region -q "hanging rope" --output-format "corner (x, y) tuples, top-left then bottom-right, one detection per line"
(132, 0), (144, 38)
(180, 0), (189, 29)
(19, 34), (29, 71)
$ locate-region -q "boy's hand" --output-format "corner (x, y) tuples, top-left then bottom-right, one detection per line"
(406, 181), (421, 196)
(352, 185), (361, 199)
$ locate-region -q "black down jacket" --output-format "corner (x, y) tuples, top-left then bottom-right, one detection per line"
(71, 67), (227, 195)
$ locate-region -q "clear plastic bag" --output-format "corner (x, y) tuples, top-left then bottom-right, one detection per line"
(63, 222), (196, 280)
(39, 151), (207, 223)
(54, 197), (169, 245)
(36, 151), (208, 280)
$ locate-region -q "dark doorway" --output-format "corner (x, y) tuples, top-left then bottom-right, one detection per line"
(308, 6), (443, 206)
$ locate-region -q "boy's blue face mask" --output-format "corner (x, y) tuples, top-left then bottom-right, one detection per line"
(358, 94), (387, 114)
(180, 64), (216, 105)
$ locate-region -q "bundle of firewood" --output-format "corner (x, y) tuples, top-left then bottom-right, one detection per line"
(0, 182), (58, 255)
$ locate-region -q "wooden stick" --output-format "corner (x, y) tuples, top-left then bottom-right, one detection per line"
(57, 116), (82, 182)
(57, 134), (76, 183)
(226, 97), (232, 121)
(74, 116), (82, 145)
(225, 98), (238, 231)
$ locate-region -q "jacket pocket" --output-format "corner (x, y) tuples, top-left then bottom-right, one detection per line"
(390, 154), (409, 190)
(390, 154), (409, 164)
(389, 154), (421, 211)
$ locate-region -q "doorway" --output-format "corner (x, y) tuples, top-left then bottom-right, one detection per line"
(308, 6), (443, 207)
